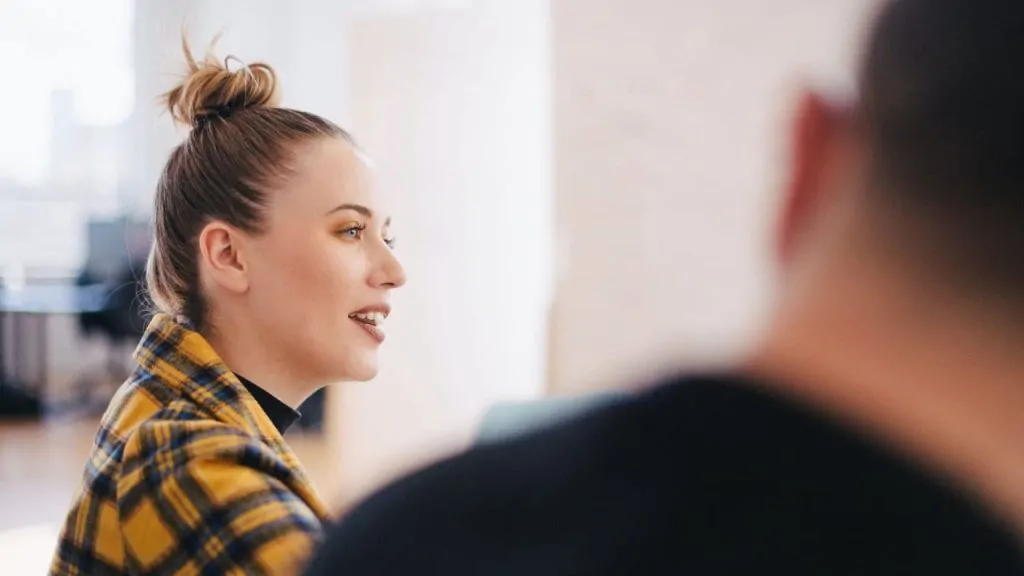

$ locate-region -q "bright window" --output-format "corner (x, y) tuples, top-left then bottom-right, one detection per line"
(0, 0), (133, 185)
(0, 0), (133, 273)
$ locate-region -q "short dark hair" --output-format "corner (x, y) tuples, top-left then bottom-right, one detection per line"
(146, 38), (353, 331)
(859, 0), (1024, 301)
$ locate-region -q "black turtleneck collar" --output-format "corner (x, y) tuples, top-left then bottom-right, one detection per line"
(235, 374), (301, 434)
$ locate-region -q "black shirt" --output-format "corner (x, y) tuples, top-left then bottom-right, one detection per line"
(304, 374), (1024, 575)
(236, 375), (301, 434)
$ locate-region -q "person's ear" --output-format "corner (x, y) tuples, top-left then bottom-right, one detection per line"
(774, 89), (851, 268)
(197, 221), (250, 295)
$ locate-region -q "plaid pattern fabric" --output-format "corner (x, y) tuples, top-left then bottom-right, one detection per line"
(49, 314), (332, 575)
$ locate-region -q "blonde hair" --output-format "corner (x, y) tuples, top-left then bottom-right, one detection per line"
(146, 37), (353, 330)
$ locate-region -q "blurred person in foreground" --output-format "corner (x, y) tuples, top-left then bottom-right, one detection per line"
(306, 1), (1024, 573)
(49, 39), (405, 575)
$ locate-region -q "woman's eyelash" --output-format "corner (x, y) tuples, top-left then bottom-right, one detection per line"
(339, 224), (367, 239)
(338, 224), (396, 248)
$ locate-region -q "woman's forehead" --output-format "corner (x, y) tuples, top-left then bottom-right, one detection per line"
(282, 138), (381, 214)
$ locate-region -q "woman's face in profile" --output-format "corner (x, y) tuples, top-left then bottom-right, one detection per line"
(242, 137), (406, 385)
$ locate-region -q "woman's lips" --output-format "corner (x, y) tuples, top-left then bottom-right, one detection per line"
(350, 315), (385, 343)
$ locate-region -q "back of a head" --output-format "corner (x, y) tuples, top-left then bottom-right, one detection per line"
(146, 38), (351, 331)
(859, 0), (1024, 307)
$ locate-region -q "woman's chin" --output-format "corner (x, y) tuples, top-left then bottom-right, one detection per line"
(335, 355), (380, 383)
(312, 346), (381, 384)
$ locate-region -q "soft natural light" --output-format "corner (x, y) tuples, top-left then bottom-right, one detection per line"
(348, 0), (474, 17)
(0, 523), (61, 575)
(0, 0), (133, 185)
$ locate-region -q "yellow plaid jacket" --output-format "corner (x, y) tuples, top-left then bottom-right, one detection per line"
(49, 314), (332, 575)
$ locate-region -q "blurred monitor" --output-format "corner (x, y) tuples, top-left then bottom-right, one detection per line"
(476, 391), (629, 445)
(84, 217), (150, 281)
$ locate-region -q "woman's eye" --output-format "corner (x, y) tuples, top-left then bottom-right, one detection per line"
(339, 226), (365, 239)
(384, 236), (396, 249)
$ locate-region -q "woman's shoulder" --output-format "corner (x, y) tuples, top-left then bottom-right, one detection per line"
(120, 416), (278, 470)
(113, 416), (325, 574)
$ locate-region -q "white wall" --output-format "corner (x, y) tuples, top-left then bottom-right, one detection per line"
(549, 0), (879, 394)
(329, 0), (553, 507)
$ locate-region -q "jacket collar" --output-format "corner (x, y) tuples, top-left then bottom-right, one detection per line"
(133, 314), (282, 439)
(132, 314), (329, 516)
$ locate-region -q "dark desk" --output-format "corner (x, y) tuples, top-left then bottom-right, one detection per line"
(0, 283), (107, 411)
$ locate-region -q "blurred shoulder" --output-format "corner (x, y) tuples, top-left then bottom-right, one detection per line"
(305, 374), (748, 573)
(327, 373), (745, 529)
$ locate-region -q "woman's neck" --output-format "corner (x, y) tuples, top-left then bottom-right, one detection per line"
(202, 322), (317, 409)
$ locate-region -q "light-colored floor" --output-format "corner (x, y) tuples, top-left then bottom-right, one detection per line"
(0, 418), (337, 575)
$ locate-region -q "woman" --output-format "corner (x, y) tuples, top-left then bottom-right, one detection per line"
(50, 39), (405, 575)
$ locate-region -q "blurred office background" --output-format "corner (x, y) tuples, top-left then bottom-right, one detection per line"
(0, 0), (876, 571)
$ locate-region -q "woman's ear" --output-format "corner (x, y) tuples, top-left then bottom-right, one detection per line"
(197, 221), (250, 295)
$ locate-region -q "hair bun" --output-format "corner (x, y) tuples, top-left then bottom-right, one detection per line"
(163, 36), (280, 128)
